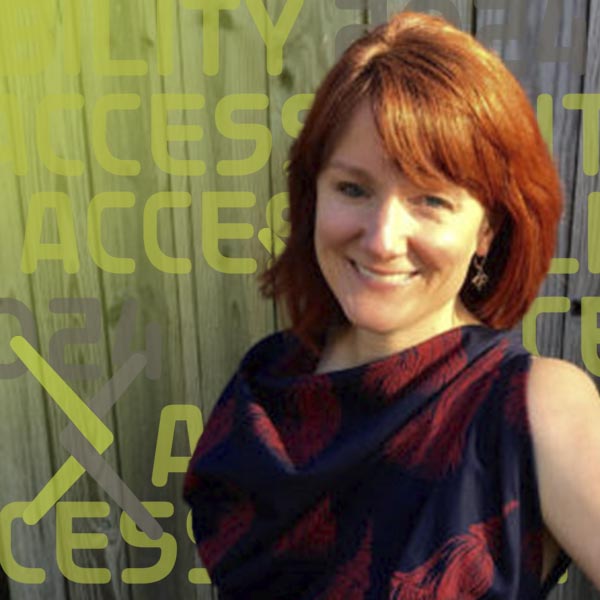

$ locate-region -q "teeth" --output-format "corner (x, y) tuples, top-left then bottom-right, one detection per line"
(354, 262), (417, 284)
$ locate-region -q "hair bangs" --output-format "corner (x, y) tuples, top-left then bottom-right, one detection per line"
(368, 61), (502, 210)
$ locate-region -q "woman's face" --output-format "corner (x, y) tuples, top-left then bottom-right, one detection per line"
(314, 102), (494, 343)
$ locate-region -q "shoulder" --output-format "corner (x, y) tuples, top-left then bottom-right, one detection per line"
(526, 357), (599, 452)
(528, 355), (597, 400)
(526, 356), (600, 588)
(526, 356), (599, 428)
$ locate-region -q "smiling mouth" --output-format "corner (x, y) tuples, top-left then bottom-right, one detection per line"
(351, 260), (419, 284)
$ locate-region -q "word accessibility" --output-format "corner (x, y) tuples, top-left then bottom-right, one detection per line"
(18, 191), (289, 275)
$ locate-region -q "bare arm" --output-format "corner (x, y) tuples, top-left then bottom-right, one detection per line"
(527, 357), (600, 590)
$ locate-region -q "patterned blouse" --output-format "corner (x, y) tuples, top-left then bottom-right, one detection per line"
(185, 325), (571, 599)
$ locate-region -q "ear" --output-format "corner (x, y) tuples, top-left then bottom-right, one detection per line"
(476, 215), (494, 256)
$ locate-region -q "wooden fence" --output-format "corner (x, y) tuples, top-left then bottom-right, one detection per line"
(0, 0), (597, 598)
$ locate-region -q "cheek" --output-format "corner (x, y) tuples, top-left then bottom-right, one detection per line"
(315, 202), (356, 251)
(412, 230), (478, 270)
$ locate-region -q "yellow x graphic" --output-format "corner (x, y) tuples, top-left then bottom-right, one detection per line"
(10, 336), (114, 525)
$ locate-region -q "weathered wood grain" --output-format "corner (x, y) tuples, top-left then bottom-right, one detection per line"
(0, 1), (598, 598)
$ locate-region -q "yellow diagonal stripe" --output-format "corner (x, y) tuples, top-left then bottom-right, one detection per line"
(10, 336), (113, 451)
(23, 457), (86, 525)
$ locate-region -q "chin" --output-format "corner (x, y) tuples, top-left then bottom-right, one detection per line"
(342, 308), (407, 336)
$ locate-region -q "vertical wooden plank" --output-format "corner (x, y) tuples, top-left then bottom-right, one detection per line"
(386, 0), (474, 32)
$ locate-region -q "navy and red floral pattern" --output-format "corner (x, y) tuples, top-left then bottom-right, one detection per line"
(184, 325), (570, 598)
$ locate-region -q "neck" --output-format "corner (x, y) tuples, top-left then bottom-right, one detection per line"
(315, 302), (482, 374)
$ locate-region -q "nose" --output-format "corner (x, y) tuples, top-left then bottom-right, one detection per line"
(360, 195), (413, 259)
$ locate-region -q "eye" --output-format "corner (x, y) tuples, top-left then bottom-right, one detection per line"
(420, 195), (452, 210)
(336, 181), (368, 198)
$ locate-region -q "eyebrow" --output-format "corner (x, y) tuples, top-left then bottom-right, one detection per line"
(325, 159), (377, 185)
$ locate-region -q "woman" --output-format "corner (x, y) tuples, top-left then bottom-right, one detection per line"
(185, 12), (600, 599)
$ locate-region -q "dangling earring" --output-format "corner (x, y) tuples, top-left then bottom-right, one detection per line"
(471, 255), (488, 291)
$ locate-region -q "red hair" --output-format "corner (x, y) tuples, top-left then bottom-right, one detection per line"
(260, 11), (562, 351)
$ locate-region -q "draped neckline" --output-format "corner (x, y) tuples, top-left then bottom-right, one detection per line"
(239, 324), (503, 411)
